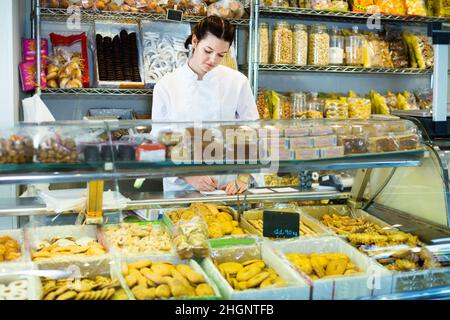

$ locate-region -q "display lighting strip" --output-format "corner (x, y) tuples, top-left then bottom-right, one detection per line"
(41, 88), (154, 96)
(40, 8), (250, 26)
(259, 6), (450, 24)
(257, 64), (433, 75)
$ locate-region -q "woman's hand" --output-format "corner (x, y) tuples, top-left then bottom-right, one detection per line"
(219, 178), (249, 195)
(183, 176), (218, 192)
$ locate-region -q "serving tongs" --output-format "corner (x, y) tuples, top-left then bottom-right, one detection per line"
(0, 269), (75, 280)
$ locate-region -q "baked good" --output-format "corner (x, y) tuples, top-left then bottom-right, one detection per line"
(337, 135), (368, 154)
(368, 136), (399, 153)
(0, 236), (21, 262)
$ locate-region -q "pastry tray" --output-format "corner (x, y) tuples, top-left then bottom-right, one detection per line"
(99, 221), (177, 258)
(0, 229), (28, 264)
(201, 242), (311, 300)
(118, 254), (222, 300)
(267, 237), (392, 299)
(25, 224), (110, 271)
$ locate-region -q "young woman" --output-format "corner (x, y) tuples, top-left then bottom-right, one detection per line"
(152, 15), (259, 195)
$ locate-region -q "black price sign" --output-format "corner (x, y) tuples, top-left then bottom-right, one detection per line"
(263, 210), (300, 239)
(167, 9), (183, 22)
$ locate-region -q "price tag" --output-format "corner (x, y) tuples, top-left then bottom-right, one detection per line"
(262, 210), (299, 239)
(167, 9), (183, 22)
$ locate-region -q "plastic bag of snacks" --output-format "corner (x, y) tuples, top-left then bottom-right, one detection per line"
(384, 91), (398, 111)
(374, 0), (406, 14)
(414, 88), (432, 109)
(324, 98), (349, 119)
(173, 217), (210, 260)
(405, 0), (427, 15)
(408, 33), (434, 69)
(347, 97), (371, 119)
(363, 33), (393, 68)
(47, 33), (89, 89)
(271, 91), (291, 119)
(385, 28), (409, 68)
(37, 131), (79, 164)
(167, 0), (208, 15)
(257, 89), (272, 120)
(207, 0), (246, 19)
(20, 39), (49, 91)
(396, 91), (419, 110)
(370, 90), (390, 115)
(220, 44), (238, 70)
(433, 0), (450, 17)
(0, 133), (34, 164)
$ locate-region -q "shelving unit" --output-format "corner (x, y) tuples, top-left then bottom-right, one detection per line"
(41, 88), (154, 96)
(245, 64), (433, 75)
(259, 6), (450, 24)
(40, 7), (251, 25)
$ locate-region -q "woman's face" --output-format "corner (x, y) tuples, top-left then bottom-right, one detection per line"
(191, 33), (230, 74)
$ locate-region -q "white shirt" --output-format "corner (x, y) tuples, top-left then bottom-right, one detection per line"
(152, 63), (259, 192)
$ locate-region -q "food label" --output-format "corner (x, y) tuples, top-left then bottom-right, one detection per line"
(329, 47), (344, 64)
(167, 9), (183, 21)
(263, 210), (300, 239)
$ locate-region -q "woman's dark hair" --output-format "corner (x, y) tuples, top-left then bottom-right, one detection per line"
(184, 15), (235, 50)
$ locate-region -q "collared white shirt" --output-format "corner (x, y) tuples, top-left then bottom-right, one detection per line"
(152, 63), (259, 192)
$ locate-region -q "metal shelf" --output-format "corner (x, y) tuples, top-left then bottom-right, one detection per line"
(0, 149), (424, 185)
(40, 8), (250, 26)
(41, 88), (153, 96)
(255, 64), (433, 75)
(0, 190), (349, 216)
(259, 6), (450, 25)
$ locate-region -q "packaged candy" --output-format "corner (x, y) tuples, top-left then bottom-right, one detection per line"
(20, 62), (47, 91)
(22, 39), (49, 63)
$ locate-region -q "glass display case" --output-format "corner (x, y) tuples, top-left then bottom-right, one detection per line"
(0, 118), (449, 300)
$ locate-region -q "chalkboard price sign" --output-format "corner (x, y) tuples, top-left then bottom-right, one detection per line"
(262, 210), (300, 239)
(167, 9), (183, 22)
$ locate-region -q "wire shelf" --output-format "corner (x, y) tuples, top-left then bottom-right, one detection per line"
(259, 6), (450, 24)
(254, 64), (433, 75)
(40, 8), (250, 26)
(41, 88), (154, 96)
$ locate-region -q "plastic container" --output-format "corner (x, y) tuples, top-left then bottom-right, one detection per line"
(308, 24), (330, 66)
(272, 21), (293, 64)
(345, 26), (363, 66)
(292, 24), (308, 65)
(329, 26), (344, 65)
(306, 92), (324, 118)
(258, 22), (270, 65)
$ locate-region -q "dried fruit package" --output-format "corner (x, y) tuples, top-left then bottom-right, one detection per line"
(374, 0), (406, 14)
(48, 32), (90, 88)
(404, 0), (428, 15)
(362, 33), (393, 68)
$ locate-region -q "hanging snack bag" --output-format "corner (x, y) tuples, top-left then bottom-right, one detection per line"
(48, 32), (90, 88)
